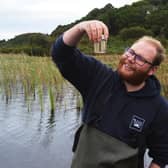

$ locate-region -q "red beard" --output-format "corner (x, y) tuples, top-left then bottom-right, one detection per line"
(117, 57), (150, 86)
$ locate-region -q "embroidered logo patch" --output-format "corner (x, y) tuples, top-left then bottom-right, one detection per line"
(129, 115), (145, 132)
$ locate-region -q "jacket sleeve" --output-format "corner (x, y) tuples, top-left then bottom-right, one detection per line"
(146, 97), (168, 167)
(51, 35), (111, 99)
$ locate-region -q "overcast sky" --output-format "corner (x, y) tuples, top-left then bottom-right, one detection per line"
(0, 0), (140, 40)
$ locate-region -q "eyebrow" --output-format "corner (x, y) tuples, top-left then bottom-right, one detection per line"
(129, 48), (154, 65)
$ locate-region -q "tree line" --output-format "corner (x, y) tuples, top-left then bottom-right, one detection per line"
(0, 0), (168, 56)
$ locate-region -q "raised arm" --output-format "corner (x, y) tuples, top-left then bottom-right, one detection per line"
(51, 20), (111, 97)
(63, 20), (109, 46)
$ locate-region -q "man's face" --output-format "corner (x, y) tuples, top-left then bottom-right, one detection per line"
(117, 41), (157, 86)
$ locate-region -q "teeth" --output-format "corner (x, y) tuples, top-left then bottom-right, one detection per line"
(125, 64), (129, 67)
(124, 64), (132, 70)
(125, 64), (130, 68)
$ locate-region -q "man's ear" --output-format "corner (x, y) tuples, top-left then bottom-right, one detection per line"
(148, 66), (158, 76)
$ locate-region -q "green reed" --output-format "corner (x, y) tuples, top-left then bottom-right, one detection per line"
(156, 57), (168, 98)
(0, 53), (168, 113)
(0, 53), (63, 112)
(49, 86), (55, 113)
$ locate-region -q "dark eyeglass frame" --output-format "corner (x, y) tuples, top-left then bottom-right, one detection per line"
(124, 48), (154, 66)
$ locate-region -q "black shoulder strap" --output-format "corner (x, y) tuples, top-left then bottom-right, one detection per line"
(72, 124), (84, 152)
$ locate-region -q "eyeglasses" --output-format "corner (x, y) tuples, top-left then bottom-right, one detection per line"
(124, 48), (154, 66)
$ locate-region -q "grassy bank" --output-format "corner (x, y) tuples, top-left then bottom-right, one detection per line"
(0, 53), (168, 112)
(0, 54), (64, 112)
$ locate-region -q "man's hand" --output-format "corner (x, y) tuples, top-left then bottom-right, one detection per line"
(149, 162), (161, 168)
(63, 20), (109, 46)
(78, 20), (109, 42)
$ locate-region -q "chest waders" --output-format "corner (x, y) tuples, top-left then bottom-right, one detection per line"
(71, 125), (139, 168)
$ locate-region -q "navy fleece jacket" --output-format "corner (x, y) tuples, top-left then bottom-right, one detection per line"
(51, 35), (168, 167)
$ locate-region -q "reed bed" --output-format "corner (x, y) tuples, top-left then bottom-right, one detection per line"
(0, 53), (168, 112)
(0, 53), (64, 112)
(156, 57), (168, 97)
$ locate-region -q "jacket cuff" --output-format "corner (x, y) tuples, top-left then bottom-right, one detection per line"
(152, 159), (166, 168)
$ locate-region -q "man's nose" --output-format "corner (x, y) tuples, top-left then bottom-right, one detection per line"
(126, 54), (135, 63)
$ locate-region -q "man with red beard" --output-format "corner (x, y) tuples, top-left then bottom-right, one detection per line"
(51, 20), (168, 168)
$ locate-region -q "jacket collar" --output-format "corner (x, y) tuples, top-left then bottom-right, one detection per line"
(116, 71), (161, 98)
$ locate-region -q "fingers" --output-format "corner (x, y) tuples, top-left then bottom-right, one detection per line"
(90, 21), (102, 42)
(89, 21), (109, 42)
(101, 22), (109, 40)
(79, 20), (109, 42)
(97, 24), (103, 42)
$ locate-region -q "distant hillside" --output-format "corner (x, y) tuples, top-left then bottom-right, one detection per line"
(0, 33), (52, 56)
(51, 0), (168, 38)
(0, 0), (168, 56)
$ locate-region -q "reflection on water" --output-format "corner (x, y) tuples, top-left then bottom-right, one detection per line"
(0, 83), (81, 168)
(0, 83), (167, 168)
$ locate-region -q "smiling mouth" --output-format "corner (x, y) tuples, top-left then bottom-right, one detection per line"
(124, 64), (134, 71)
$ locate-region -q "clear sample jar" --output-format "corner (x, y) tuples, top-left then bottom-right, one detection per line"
(94, 35), (107, 54)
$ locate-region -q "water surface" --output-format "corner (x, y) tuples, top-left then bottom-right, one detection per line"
(0, 83), (166, 168)
(0, 84), (81, 168)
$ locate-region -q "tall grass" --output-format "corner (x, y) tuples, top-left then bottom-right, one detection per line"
(156, 57), (168, 97)
(0, 53), (64, 112)
(0, 53), (168, 112)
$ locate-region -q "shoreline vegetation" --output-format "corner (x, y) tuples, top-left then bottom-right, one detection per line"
(0, 53), (168, 112)
(0, 54), (63, 112)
